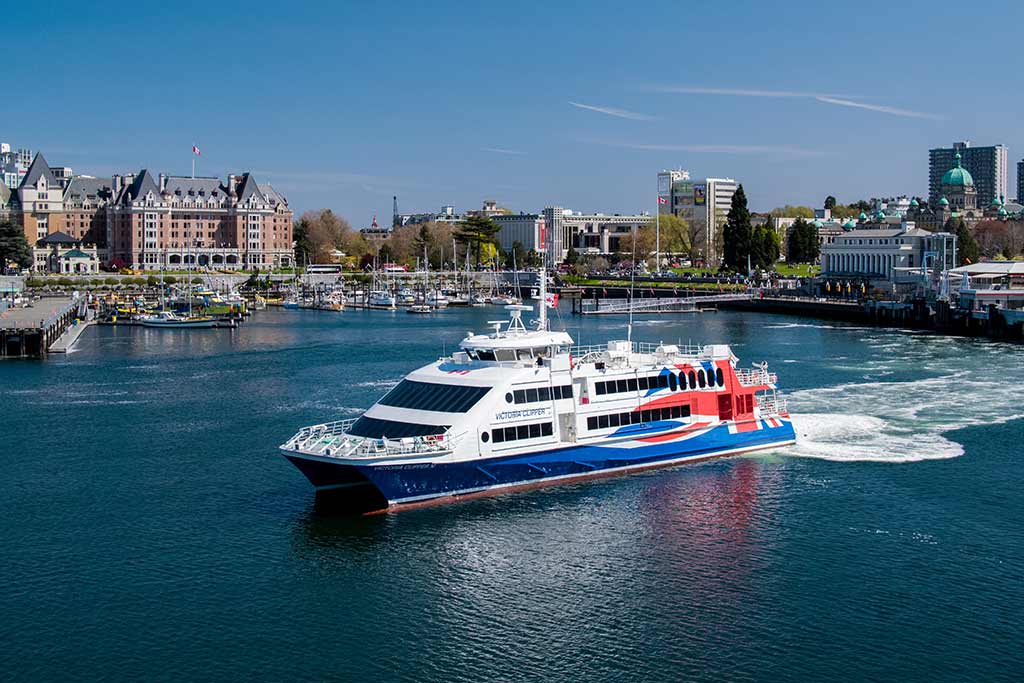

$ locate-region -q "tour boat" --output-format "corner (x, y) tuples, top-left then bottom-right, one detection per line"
(281, 275), (795, 510)
(407, 304), (433, 314)
(138, 310), (216, 328)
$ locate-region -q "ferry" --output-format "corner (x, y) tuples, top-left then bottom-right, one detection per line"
(282, 283), (795, 511)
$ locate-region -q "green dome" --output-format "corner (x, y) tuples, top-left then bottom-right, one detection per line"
(875, 210), (886, 219)
(843, 219), (856, 230)
(858, 211), (867, 220)
(910, 198), (919, 207)
(939, 196), (949, 206)
(941, 152), (974, 187)
(991, 195), (1002, 207)
(812, 220), (823, 228)
(998, 207), (1008, 217)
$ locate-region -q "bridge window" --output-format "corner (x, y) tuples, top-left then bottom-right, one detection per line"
(688, 371), (696, 389)
(348, 416), (449, 439)
(595, 382), (607, 395)
(668, 373), (678, 391)
(379, 380), (490, 413)
(697, 370), (706, 388)
(716, 368), (724, 386)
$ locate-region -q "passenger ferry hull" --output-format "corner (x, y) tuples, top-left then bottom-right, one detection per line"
(284, 418), (794, 509)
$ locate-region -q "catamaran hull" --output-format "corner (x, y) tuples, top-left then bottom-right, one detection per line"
(282, 419), (795, 510)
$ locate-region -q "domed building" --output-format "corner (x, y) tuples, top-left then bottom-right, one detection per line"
(941, 153), (977, 212)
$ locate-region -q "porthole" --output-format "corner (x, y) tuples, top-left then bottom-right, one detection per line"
(715, 368), (724, 386)
(481, 432), (490, 443)
(505, 392), (513, 403)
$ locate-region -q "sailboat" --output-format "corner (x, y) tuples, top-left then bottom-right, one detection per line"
(408, 250), (432, 314)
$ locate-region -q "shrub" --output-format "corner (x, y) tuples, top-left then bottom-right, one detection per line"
(56, 277), (74, 288)
(164, 276), (178, 285)
(26, 278), (45, 288)
(104, 277), (119, 286)
(146, 275), (159, 287)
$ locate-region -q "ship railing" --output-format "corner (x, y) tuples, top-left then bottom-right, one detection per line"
(735, 367), (778, 387)
(570, 341), (707, 361)
(755, 393), (788, 416)
(283, 419), (461, 459)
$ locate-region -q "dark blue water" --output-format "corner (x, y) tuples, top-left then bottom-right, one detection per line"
(3, 308), (1023, 681)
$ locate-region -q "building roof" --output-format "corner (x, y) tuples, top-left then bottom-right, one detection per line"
(124, 170), (162, 202)
(236, 173), (267, 205)
(62, 248), (92, 259)
(950, 261), (1024, 276)
(257, 183), (288, 208)
(64, 176), (113, 204)
(941, 153), (974, 187)
(37, 231), (80, 245)
(164, 175), (226, 199)
(20, 153), (58, 189)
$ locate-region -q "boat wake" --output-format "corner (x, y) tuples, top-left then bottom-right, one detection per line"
(780, 367), (1024, 463)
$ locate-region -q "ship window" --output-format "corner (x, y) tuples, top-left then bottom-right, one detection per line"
(629, 411), (640, 424)
(697, 370), (706, 388)
(378, 380), (490, 413)
(588, 416), (598, 430)
(641, 410), (652, 422)
(688, 371), (696, 389)
(529, 423), (541, 438)
(670, 405), (681, 418)
(538, 387), (550, 401)
(628, 378), (638, 392)
(598, 414), (609, 429)
(638, 377), (649, 390)
(348, 416), (449, 439)
(493, 430), (504, 443)
(525, 388), (539, 403)
(595, 382), (607, 395)
(613, 379), (625, 393)
(716, 368), (724, 386)
(514, 389), (527, 404)
(505, 392), (513, 403)
(496, 349), (517, 362)
(658, 374), (669, 388)
(609, 413), (620, 427)
(517, 425), (529, 440)
(516, 349), (532, 360)
(541, 422), (553, 436)
(481, 431), (489, 443)
(477, 350), (496, 361)
(668, 373), (678, 391)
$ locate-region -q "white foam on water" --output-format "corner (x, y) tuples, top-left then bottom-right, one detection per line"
(783, 359), (1024, 462)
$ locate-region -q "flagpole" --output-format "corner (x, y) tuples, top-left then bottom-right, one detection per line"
(655, 204), (660, 274)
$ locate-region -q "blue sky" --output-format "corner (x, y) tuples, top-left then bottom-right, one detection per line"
(7, 0), (1023, 224)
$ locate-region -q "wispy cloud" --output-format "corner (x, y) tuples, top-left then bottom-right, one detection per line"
(586, 140), (823, 158)
(569, 101), (656, 121)
(813, 96), (942, 120)
(648, 85), (942, 120)
(480, 147), (526, 155)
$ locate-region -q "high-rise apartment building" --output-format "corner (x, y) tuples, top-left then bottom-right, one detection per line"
(1017, 159), (1023, 202)
(928, 141), (1008, 207)
(657, 169), (738, 264)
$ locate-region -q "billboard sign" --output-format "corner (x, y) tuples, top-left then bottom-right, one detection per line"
(694, 184), (707, 205)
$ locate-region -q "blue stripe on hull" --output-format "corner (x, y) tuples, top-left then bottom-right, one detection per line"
(352, 421), (795, 504)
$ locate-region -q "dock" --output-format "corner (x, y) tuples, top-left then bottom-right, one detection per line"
(48, 319), (96, 353)
(0, 296), (88, 358)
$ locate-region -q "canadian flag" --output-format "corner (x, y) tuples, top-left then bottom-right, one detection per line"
(657, 196), (667, 205)
(544, 293), (559, 308)
(192, 145), (201, 156)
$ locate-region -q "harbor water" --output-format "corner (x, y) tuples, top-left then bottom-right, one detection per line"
(2, 307), (1023, 681)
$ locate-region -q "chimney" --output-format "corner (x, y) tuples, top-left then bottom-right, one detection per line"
(227, 174), (237, 197)
(159, 173), (167, 192)
(112, 175), (123, 195)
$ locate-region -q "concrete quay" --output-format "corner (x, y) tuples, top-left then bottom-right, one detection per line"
(0, 296), (88, 358)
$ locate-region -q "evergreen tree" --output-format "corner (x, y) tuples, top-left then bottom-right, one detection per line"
(565, 245), (579, 265)
(722, 184), (752, 271)
(454, 215), (500, 266)
(0, 220), (32, 271)
(755, 225), (780, 269)
(947, 217), (979, 265)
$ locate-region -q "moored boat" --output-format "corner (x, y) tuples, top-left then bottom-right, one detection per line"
(139, 310), (216, 328)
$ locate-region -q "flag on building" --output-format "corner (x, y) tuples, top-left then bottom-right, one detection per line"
(192, 145), (201, 156)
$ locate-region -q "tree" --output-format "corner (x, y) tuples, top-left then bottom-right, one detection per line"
(454, 215), (500, 266)
(786, 218), (820, 264)
(825, 195), (837, 210)
(0, 220), (32, 271)
(565, 245), (579, 265)
(769, 205), (814, 219)
(294, 209), (354, 264)
(617, 224), (656, 263)
(643, 213), (692, 259)
(752, 223), (780, 269)
(722, 184), (753, 271)
(946, 217), (979, 266)
(412, 224), (433, 260)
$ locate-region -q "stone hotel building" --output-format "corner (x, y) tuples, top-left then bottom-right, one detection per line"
(6, 152), (294, 271)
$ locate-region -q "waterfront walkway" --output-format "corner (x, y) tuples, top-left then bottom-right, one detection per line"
(1, 296), (87, 358)
(48, 319), (95, 353)
(579, 293), (752, 315)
